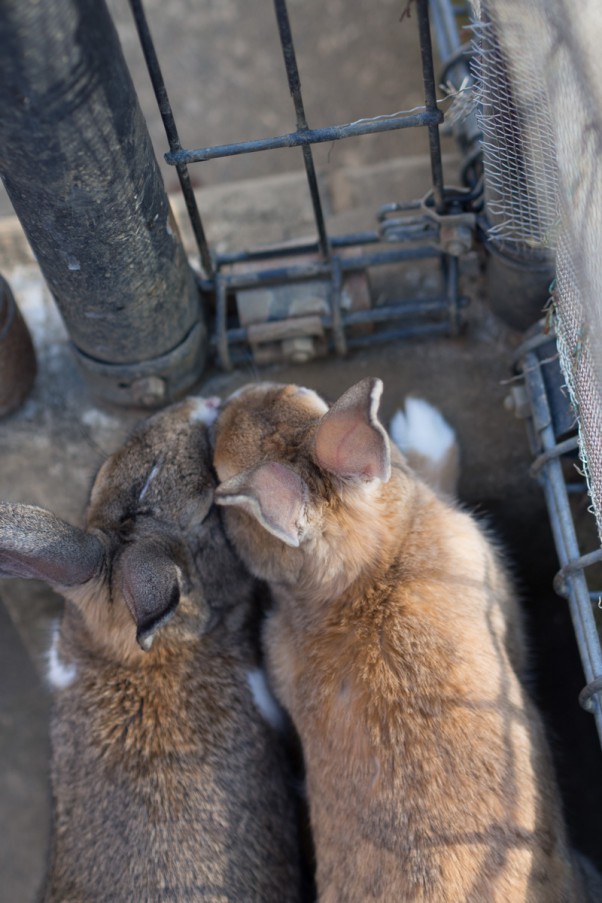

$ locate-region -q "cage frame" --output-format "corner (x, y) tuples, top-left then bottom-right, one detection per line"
(128, 0), (477, 370)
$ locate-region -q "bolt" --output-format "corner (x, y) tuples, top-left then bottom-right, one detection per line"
(441, 224), (473, 257)
(131, 375), (167, 408)
(504, 384), (530, 419)
(282, 336), (315, 364)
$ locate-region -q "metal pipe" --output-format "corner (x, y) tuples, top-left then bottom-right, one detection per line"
(221, 296), (456, 346)
(428, 0), (461, 63)
(165, 110), (442, 165)
(522, 351), (602, 746)
(216, 245), (441, 292)
(221, 320), (452, 365)
(0, 0), (206, 406)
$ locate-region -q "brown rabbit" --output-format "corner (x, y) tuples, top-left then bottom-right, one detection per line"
(0, 397), (302, 903)
(211, 378), (588, 902)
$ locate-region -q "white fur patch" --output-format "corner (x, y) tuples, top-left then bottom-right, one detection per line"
(293, 386), (329, 413)
(139, 462), (161, 501)
(47, 626), (77, 689)
(390, 398), (455, 465)
(246, 669), (285, 731)
(189, 396), (221, 426)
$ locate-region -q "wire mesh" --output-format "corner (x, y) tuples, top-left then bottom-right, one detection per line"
(460, 0), (602, 733)
(469, 2), (558, 254)
(469, 0), (602, 544)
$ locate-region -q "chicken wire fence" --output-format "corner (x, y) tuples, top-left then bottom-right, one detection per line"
(470, 0), (602, 534)
(433, 0), (602, 743)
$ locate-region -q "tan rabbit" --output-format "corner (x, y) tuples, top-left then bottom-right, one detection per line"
(211, 378), (588, 902)
(0, 397), (302, 903)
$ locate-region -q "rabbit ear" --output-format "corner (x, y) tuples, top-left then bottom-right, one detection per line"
(215, 461), (308, 548)
(313, 377), (391, 482)
(0, 502), (105, 586)
(116, 539), (181, 650)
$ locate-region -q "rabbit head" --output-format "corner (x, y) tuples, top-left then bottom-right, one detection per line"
(212, 378), (398, 597)
(0, 396), (235, 663)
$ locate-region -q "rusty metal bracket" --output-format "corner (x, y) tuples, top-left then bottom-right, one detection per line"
(378, 189), (476, 256)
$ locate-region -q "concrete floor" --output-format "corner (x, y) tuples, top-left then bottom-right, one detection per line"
(1, 2), (601, 900)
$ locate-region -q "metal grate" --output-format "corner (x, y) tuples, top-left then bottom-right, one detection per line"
(126, 0), (476, 369)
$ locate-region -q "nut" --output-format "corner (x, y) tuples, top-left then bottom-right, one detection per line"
(131, 375), (167, 407)
(282, 336), (316, 364)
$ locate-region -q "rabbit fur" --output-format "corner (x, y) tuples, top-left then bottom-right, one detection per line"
(0, 397), (302, 903)
(211, 377), (589, 903)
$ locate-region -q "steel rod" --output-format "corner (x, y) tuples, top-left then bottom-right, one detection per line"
(220, 297), (455, 345)
(273, 0), (330, 260)
(220, 319), (451, 359)
(217, 246), (441, 292)
(128, 0), (214, 278)
(416, 0), (447, 213)
(165, 111), (442, 165)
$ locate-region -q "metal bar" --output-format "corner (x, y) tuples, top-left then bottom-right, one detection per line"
(428, 0), (462, 64)
(555, 549), (602, 592)
(165, 111), (442, 165)
(329, 258), (347, 355)
(416, 0), (447, 213)
(127, 0), (214, 279)
(530, 435), (580, 475)
(325, 297), (455, 327)
(217, 246), (441, 292)
(220, 320), (452, 363)
(273, 0), (330, 260)
(215, 223), (438, 267)
(220, 297), (455, 345)
(216, 233), (383, 267)
(522, 351), (602, 746)
(215, 275), (232, 371)
(345, 320), (451, 348)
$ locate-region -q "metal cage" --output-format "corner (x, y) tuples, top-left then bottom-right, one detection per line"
(128, 0), (477, 371)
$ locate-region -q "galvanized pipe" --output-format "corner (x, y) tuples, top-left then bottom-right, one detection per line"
(0, 0), (205, 406)
(428, 0), (461, 63)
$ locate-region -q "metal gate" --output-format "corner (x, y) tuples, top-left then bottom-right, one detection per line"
(129, 0), (479, 371)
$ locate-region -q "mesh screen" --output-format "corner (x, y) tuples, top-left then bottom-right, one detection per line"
(470, 0), (602, 540)
(470, 2), (558, 254)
